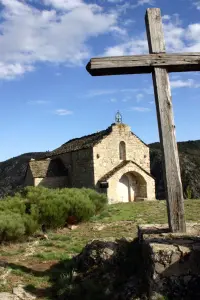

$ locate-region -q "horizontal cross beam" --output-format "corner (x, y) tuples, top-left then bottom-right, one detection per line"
(86, 53), (200, 76)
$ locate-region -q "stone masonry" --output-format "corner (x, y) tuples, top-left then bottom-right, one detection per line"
(25, 122), (156, 203)
(93, 123), (155, 203)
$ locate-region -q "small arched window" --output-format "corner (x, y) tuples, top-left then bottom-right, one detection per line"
(119, 141), (126, 160)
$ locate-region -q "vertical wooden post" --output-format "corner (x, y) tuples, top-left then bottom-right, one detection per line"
(145, 8), (186, 232)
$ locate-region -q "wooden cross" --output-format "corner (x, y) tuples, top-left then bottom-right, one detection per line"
(85, 8), (197, 233)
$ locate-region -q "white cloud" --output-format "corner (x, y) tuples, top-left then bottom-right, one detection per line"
(110, 98), (117, 102)
(162, 15), (171, 21)
(107, 0), (153, 5)
(86, 89), (117, 97)
(130, 106), (151, 112)
(120, 88), (139, 93)
(107, 0), (124, 2)
(104, 36), (148, 56)
(27, 100), (50, 105)
(54, 109), (73, 115)
(0, 0), (120, 79)
(170, 74), (181, 80)
(0, 63), (34, 80)
(123, 19), (135, 27)
(107, 0), (154, 15)
(137, 0), (154, 5)
(86, 87), (153, 99)
(170, 79), (200, 89)
(86, 88), (140, 98)
(122, 96), (131, 102)
(143, 87), (154, 95)
(43, 0), (84, 10)
(103, 13), (200, 57)
(194, 1), (200, 10)
(136, 93), (144, 102)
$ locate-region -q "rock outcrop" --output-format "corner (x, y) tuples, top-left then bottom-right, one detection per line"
(53, 224), (200, 299)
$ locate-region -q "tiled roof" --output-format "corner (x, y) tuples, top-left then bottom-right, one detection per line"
(99, 160), (154, 182)
(29, 158), (68, 178)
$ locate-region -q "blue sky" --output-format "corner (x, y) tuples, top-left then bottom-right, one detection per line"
(0, 0), (200, 162)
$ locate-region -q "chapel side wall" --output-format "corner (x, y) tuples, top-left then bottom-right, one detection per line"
(34, 177), (68, 188)
(93, 124), (150, 184)
(70, 148), (95, 189)
(59, 153), (72, 186)
(24, 167), (34, 186)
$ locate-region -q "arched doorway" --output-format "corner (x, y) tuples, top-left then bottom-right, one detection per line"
(117, 172), (147, 202)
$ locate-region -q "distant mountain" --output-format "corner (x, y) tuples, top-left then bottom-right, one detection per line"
(0, 152), (46, 198)
(0, 140), (200, 199)
(150, 140), (200, 199)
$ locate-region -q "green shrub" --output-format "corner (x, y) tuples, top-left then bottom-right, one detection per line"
(81, 188), (108, 213)
(186, 185), (192, 199)
(0, 186), (107, 242)
(23, 215), (39, 236)
(0, 212), (25, 242)
(37, 197), (70, 229)
(21, 186), (53, 204)
(0, 196), (26, 215)
(58, 188), (96, 222)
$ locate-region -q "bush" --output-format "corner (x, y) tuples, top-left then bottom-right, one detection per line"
(81, 188), (108, 213)
(0, 196), (26, 215)
(23, 215), (39, 236)
(56, 189), (96, 222)
(0, 212), (25, 242)
(22, 187), (99, 228)
(0, 186), (107, 242)
(185, 185), (192, 199)
(21, 186), (53, 204)
(37, 197), (70, 229)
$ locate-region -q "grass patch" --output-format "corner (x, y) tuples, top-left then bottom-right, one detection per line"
(49, 234), (72, 242)
(92, 200), (200, 224)
(40, 241), (55, 247)
(92, 200), (167, 223)
(0, 248), (25, 256)
(34, 251), (70, 261)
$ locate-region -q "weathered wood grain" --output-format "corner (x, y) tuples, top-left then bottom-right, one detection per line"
(86, 7), (188, 232)
(86, 53), (200, 76)
(146, 8), (186, 232)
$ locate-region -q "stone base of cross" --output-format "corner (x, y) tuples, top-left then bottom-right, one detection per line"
(85, 8), (198, 233)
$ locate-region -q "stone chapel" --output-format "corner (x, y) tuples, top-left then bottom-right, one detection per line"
(25, 113), (155, 203)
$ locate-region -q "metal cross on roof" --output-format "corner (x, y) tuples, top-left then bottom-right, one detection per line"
(115, 111), (122, 124)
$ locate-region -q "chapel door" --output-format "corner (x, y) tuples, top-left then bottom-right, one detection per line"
(117, 174), (129, 202)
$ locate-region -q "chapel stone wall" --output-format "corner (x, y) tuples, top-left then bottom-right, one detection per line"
(59, 152), (73, 186)
(70, 148), (95, 189)
(34, 176), (68, 188)
(93, 123), (150, 185)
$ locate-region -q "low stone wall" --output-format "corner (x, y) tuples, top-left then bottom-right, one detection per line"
(50, 223), (200, 299)
(138, 223), (200, 299)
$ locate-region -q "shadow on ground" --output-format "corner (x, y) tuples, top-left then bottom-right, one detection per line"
(5, 237), (200, 300)
(6, 238), (153, 300)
